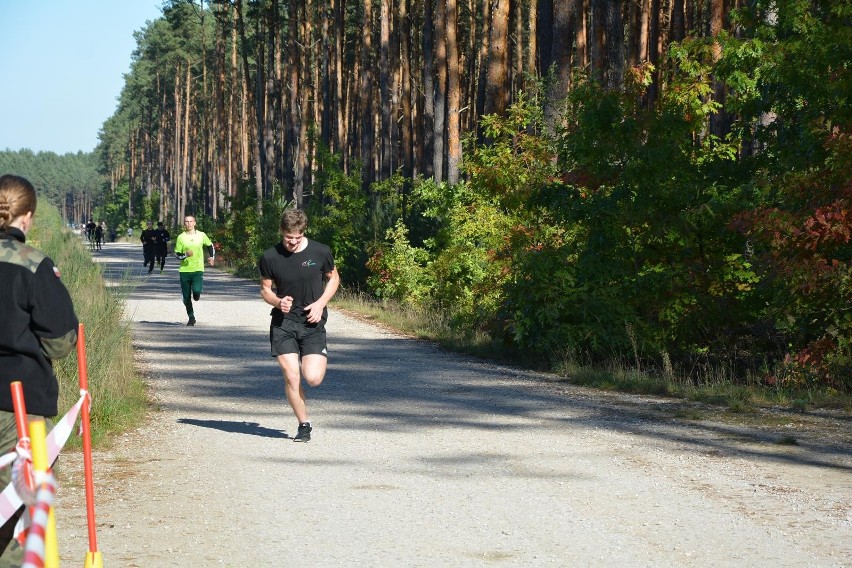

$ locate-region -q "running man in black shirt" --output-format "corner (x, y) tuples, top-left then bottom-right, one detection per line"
(258, 209), (339, 442)
(154, 221), (170, 273)
(140, 220), (158, 274)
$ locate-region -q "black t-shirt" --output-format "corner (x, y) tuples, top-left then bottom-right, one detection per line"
(258, 239), (335, 325)
(155, 228), (170, 250)
(140, 228), (158, 248)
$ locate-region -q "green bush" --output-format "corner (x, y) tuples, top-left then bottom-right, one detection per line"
(366, 220), (433, 306)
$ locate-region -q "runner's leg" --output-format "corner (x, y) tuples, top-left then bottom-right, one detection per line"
(192, 272), (204, 301)
(276, 353), (308, 423)
(180, 272), (194, 317)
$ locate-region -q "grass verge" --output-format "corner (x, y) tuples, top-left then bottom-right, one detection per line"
(31, 205), (148, 448)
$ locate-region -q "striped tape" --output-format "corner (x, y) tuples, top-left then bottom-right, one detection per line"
(20, 471), (56, 568)
(0, 392), (87, 537)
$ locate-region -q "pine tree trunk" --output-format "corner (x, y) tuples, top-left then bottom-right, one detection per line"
(182, 62), (191, 217)
(446, 0), (461, 185)
(433, 0), (446, 182)
(334, 0), (346, 156)
(213, 2), (228, 219)
(671, 0), (685, 41)
(545, 0), (577, 133)
(604, 0), (625, 90)
(527, 0), (537, 75)
(380, 0), (393, 180)
(537, 0), (554, 75)
(400, 0), (414, 179)
(709, 0), (727, 137)
(360, 0), (375, 189)
(590, 0), (604, 81)
(173, 61), (182, 225)
(422, 0), (435, 178)
(512, 0), (524, 98)
(475, 0), (491, 139)
(264, 0), (279, 199)
(484, 0), (510, 117)
(297, 0), (312, 207)
(578, 0), (589, 68)
(235, 1), (262, 214)
(647, 0), (660, 104)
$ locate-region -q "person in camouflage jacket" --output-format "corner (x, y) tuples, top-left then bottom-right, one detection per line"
(0, 174), (78, 562)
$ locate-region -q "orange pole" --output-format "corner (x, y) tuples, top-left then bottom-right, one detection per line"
(77, 323), (99, 556)
(9, 382), (34, 497)
(9, 382), (29, 443)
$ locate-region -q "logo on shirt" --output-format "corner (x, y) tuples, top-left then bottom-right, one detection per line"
(302, 259), (316, 267)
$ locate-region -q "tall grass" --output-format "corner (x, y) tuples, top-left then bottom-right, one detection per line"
(30, 205), (147, 447)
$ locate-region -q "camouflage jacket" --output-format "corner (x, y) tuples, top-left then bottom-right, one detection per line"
(0, 228), (78, 416)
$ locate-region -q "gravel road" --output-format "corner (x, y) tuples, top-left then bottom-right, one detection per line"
(53, 242), (850, 567)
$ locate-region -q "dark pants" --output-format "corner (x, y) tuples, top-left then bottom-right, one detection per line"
(155, 246), (168, 270)
(180, 271), (204, 316)
(143, 245), (156, 269)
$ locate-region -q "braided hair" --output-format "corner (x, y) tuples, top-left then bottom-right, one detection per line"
(0, 174), (37, 233)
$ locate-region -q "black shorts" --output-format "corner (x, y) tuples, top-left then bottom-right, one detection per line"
(270, 319), (327, 358)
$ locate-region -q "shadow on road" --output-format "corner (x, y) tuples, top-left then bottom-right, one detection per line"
(176, 418), (286, 439)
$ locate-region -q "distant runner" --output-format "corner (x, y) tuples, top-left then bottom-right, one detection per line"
(140, 220), (158, 274)
(154, 221), (170, 273)
(174, 215), (214, 326)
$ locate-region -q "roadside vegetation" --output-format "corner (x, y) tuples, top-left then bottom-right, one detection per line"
(330, 289), (851, 416)
(30, 204), (147, 447)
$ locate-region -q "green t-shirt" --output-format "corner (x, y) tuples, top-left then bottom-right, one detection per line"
(174, 230), (213, 272)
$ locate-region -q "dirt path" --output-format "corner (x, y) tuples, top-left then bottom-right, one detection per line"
(54, 242), (850, 567)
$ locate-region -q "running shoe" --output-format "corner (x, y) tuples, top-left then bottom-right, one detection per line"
(187, 316), (196, 326)
(293, 422), (312, 442)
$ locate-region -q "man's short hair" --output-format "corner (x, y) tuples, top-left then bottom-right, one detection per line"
(279, 208), (308, 234)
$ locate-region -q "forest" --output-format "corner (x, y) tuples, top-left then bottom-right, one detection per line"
(4, 0), (849, 390)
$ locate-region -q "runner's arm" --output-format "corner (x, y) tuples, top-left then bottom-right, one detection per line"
(303, 267), (340, 323)
(174, 238), (186, 260)
(260, 277), (291, 312)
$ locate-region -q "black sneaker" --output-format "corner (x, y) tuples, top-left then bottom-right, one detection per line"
(293, 422), (311, 442)
(193, 292), (201, 301)
(187, 316), (196, 326)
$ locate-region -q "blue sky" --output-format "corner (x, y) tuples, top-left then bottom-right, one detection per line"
(0, 1), (163, 155)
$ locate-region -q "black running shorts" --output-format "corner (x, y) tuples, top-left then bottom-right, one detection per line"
(270, 319), (327, 357)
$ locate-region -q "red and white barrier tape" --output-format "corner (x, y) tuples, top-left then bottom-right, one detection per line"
(20, 471), (56, 568)
(0, 391), (88, 538)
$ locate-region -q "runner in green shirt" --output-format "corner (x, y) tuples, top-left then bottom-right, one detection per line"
(173, 215), (215, 326)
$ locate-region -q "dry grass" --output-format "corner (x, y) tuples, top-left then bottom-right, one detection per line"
(31, 205), (148, 447)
